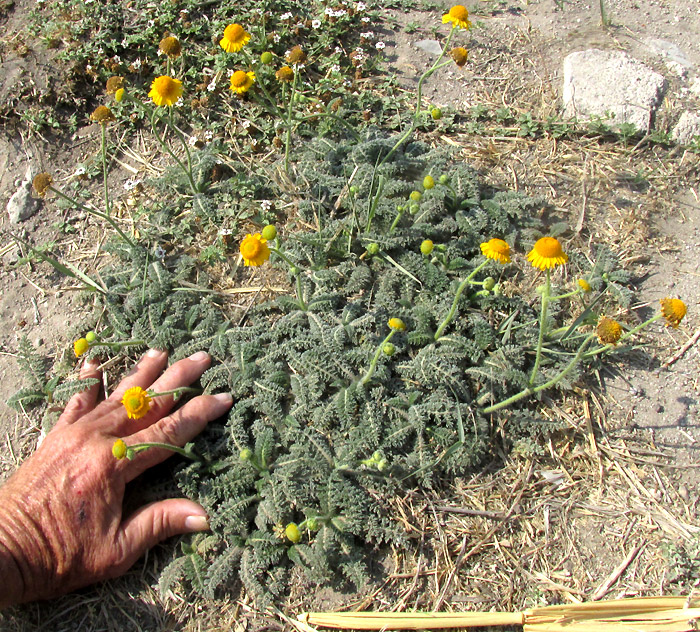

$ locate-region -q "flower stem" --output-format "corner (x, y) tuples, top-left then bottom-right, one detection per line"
(434, 260), (488, 340)
(483, 334), (596, 413)
(284, 70), (299, 173)
(150, 109), (199, 194)
(378, 29), (456, 169)
(360, 330), (396, 385)
(529, 269), (551, 386)
(100, 124), (111, 216)
(48, 186), (135, 247)
(583, 313), (663, 359)
(126, 441), (202, 462)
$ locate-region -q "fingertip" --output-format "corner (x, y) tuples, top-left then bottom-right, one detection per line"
(147, 348), (167, 358)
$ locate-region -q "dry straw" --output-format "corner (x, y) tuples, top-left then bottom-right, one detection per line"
(300, 596), (700, 632)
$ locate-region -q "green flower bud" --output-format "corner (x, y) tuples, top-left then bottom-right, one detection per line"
(367, 243), (380, 255)
(492, 283), (501, 296)
(285, 522), (302, 543)
(261, 224), (277, 241)
(377, 458), (388, 472)
(423, 175), (435, 189)
(420, 239), (434, 255)
(396, 205), (405, 212)
(410, 190), (422, 202)
(260, 51), (273, 64)
(305, 516), (318, 531)
(439, 174), (449, 185)
(349, 185), (358, 195)
(239, 448), (253, 461)
(483, 277), (496, 291)
(409, 203), (420, 215)
(382, 342), (395, 356)
(85, 331), (97, 343)
(372, 451), (382, 462)
(431, 108), (442, 120)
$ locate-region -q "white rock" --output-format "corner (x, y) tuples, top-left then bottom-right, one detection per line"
(415, 39), (443, 56)
(644, 38), (693, 71)
(7, 175), (39, 224)
(671, 111), (700, 145)
(562, 49), (667, 132)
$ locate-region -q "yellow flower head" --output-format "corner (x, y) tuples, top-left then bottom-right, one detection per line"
(230, 70), (255, 94)
(527, 237), (568, 271)
(112, 439), (127, 460)
(275, 65), (295, 82)
(285, 45), (307, 65)
(114, 88), (125, 102)
(220, 23), (251, 53)
(480, 238), (511, 264)
(121, 386), (152, 420)
(450, 47), (468, 67)
(74, 337), (89, 357)
(660, 298), (687, 328)
(420, 239), (434, 255)
(578, 279), (591, 293)
(159, 35), (182, 58)
(239, 233), (270, 266)
(106, 75), (125, 94)
(90, 105), (116, 125)
(33, 172), (53, 198)
(597, 317), (623, 345)
(388, 317), (406, 331)
(148, 75), (183, 107)
(285, 522), (302, 543)
(442, 5), (472, 29)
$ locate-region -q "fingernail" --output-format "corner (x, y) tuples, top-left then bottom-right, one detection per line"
(83, 357), (100, 371)
(147, 348), (164, 358)
(213, 392), (233, 404)
(184, 515), (209, 532)
(188, 351), (209, 362)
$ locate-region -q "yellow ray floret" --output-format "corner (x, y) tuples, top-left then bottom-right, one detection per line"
(121, 386), (152, 420)
(148, 76), (183, 107)
(527, 236), (568, 270)
(480, 238), (511, 264)
(239, 233), (270, 266)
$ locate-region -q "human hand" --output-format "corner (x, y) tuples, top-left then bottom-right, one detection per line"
(0, 349), (232, 607)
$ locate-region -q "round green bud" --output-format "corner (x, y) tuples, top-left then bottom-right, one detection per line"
(377, 458), (388, 472)
(420, 239), (434, 255)
(306, 516), (318, 531)
(372, 451), (382, 462)
(261, 224), (277, 241)
(285, 522), (302, 543)
(382, 342), (395, 356)
(410, 190), (422, 202)
(260, 51), (273, 64)
(349, 185), (358, 195)
(239, 448), (253, 461)
(483, 277), (496, 291)
(423, 175), (435, 190)
(367, 243), (380, 255)
(85, 331), (97, 343)
(492, 283), (501, 296)
(409, 203), (420, 215)
(396, 205), (405, 212)
(431, 107), (442, 120)
(439, 174), (449, 185)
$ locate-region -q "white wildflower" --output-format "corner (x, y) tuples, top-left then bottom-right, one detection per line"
(260, 200), (273, 211)
(188, 136), (199, 147)
(360, 32), (373, 39)
(356, 1), (367, 10)
(375, 41), (385, 50)
(312, 19), (321, 28)
(207, 78), (217, 92)
(281, 11), (293, 19)
(361, 16), (370, 22)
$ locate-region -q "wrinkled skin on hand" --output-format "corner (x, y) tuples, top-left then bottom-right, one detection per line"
(0, 349), (232, 607)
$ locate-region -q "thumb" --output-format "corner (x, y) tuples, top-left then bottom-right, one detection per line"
(117, 498), (209, 564)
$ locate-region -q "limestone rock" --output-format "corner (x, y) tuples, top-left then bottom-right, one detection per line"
(671, 111), (700, 145)
(562, 49), (667, 132)
(6, 169), (39, 224)
(415, 39), (442, 56)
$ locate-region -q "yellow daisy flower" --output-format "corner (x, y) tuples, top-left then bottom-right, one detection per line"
(239, 233), (270, 266)
(442, 5), (472, 29)
(230, 70), (255, 95)
(112, 439), (128, 460)
(220, 23), (251, 53)
(527, 237), (568, 271)
(388, 317), (406, 331)
(74, 338), (89, 357)
(121, 386), (152, 420)
(148, 75), (183, 107)
(660, 298), (687, 328)
(578, 279), (591, 292)
(597, 317), (622, 345)
(480, 238), (511, 264)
